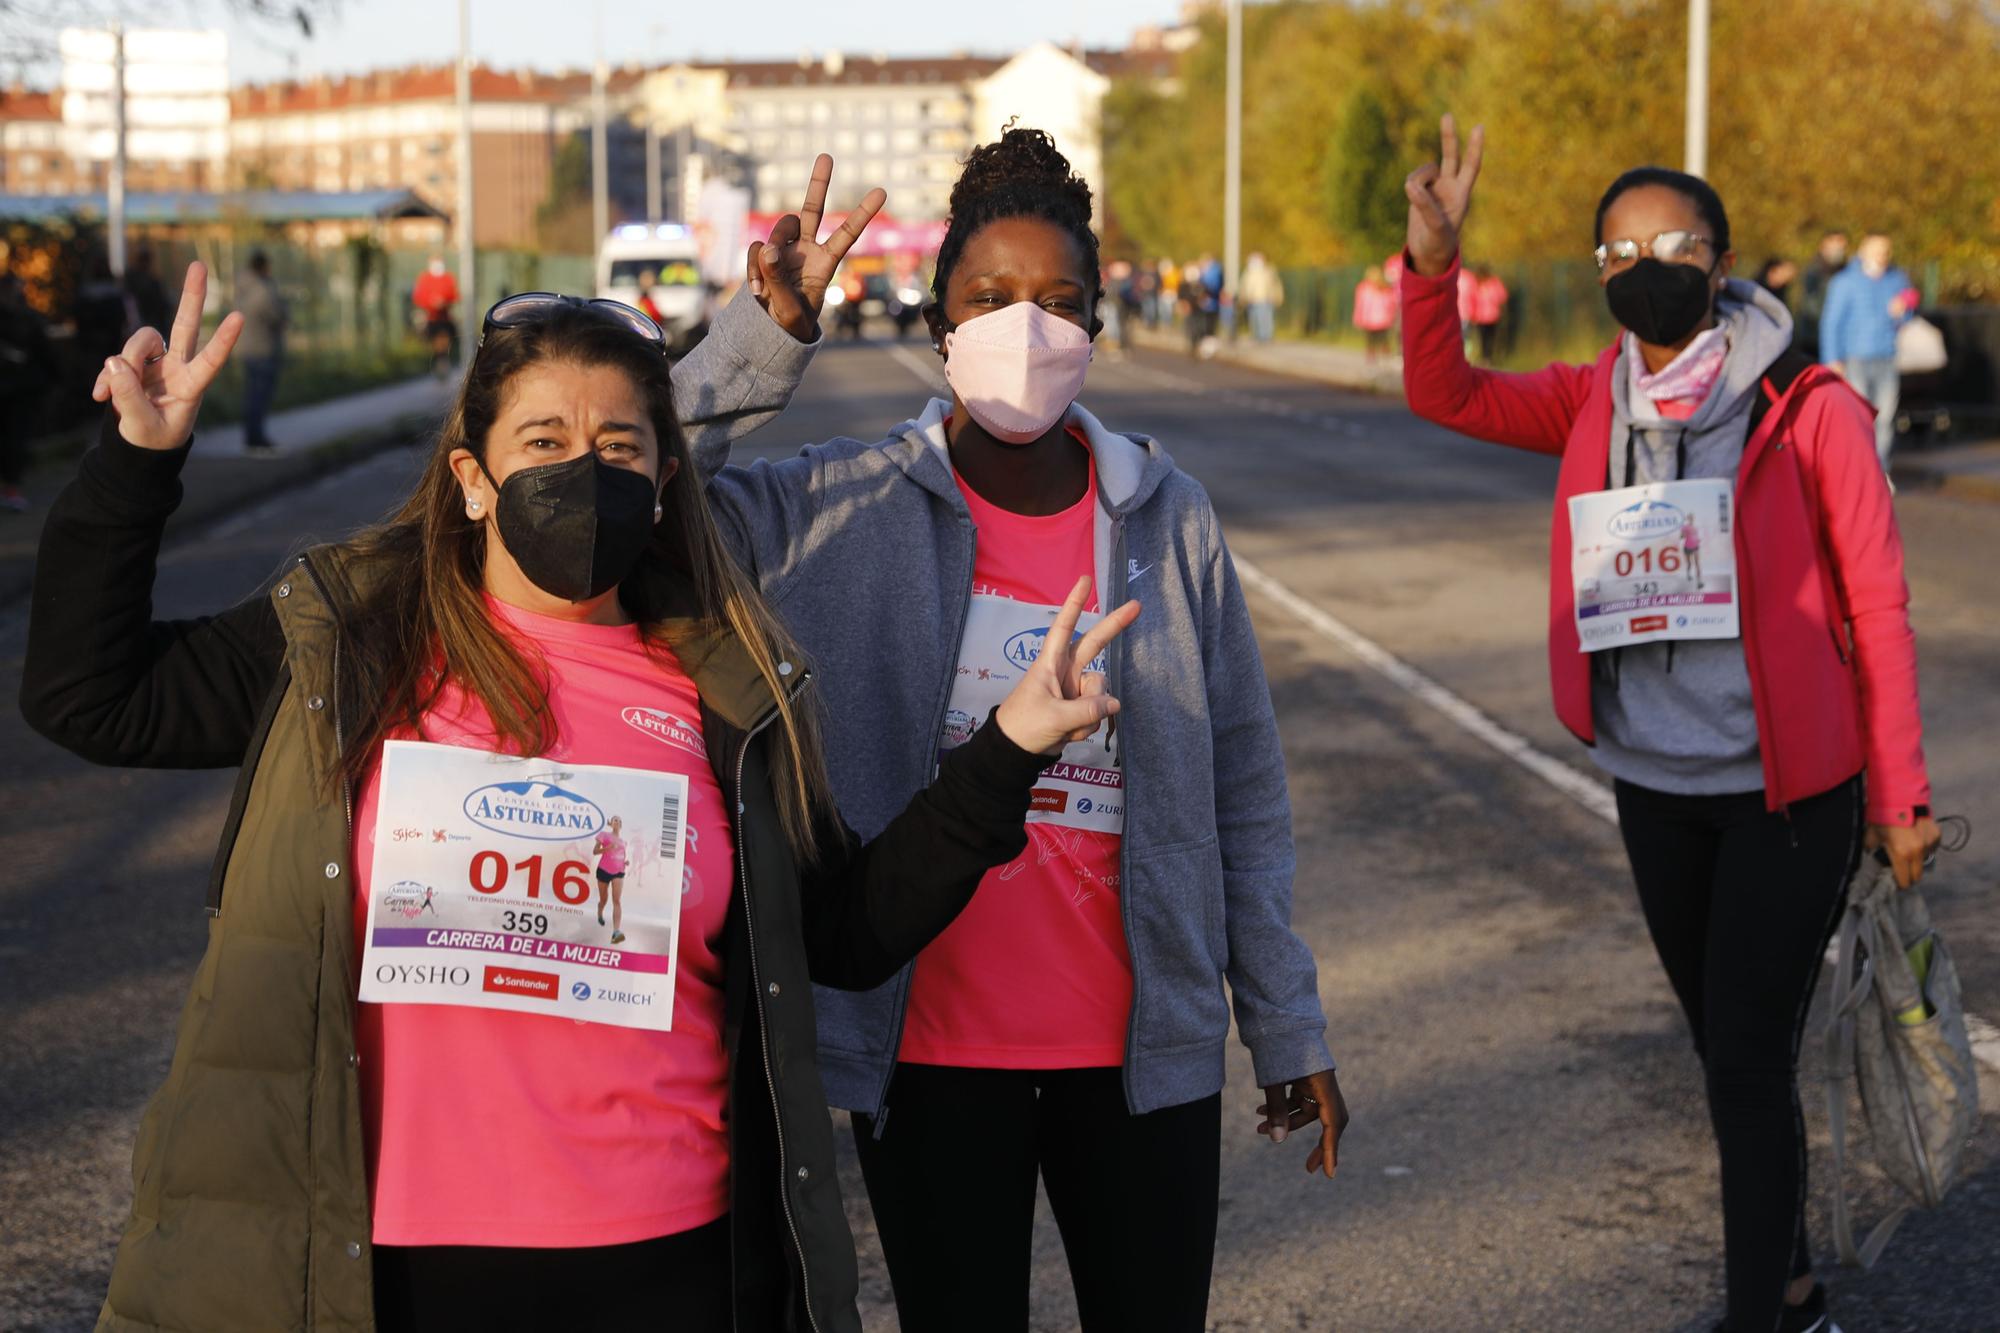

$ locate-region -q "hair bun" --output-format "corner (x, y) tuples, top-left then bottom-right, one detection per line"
(949, 122), (1092, 222)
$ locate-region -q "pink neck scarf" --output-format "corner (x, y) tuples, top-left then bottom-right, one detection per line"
(1631, 324), (1729, 411)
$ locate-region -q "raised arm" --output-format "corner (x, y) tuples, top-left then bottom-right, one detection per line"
(684, 154), (885, 482)
(21, 264), (286, 768)
(1401, 114), (1594, 454)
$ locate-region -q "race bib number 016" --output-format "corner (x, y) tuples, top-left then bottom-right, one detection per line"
(359, 740), (689, 1032)
(1568, 477), (1740, 653)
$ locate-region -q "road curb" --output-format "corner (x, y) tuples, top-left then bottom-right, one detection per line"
(0, 413), (433, 610)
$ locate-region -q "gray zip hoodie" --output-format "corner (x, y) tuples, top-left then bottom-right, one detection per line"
(694, 378), (1332, 1118)
(1593, 278), (1795, 793)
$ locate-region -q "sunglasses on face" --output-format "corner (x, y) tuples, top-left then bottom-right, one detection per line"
(479, 292), (666, 349)
(1593, 230), (1712, 273)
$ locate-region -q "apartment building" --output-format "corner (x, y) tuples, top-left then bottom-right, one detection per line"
(2, 35), (1185, 248)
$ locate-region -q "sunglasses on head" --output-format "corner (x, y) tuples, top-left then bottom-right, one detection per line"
(1593, 230), (1712, 273)
(479, 292), (666, 349)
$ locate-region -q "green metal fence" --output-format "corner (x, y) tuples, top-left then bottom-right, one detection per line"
(1278, 259), (1621, 368)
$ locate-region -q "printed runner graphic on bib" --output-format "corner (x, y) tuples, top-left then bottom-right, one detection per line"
(1568, 477), (1740, 652)
(359, 739), (689, 1032)
(946, 594), (1123, 834)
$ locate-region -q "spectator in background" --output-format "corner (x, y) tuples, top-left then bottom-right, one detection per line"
(125, 246), (171, 334)
(76, 253), (137, 370)
(1352, 264), (1398, 361)
(1820, 232), (1918, 470)
(1155, 257), (1179, 329)
(1456, 264), (1480, 358)
(1239, 251), (1284, 343)
(0, 273), (57, 512)
(1793, 229), (1848, 357)
(1471, 264), (1510, 364)
(1754, 256), (1798, 306)
(1100, 260), (1128, 356)
(236, 250), (289, 455)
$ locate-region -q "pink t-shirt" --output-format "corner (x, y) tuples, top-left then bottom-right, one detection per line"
(898, 441), (1135, 1069)
(593, 831), (629, 875)
(352, 599), (735, 1247)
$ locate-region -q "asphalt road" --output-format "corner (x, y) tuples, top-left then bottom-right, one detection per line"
(1, 332), (1994, 1332)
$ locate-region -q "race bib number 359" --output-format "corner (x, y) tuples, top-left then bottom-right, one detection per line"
(359, 740), (689, 1032)
(1569, 477), (1740, 653)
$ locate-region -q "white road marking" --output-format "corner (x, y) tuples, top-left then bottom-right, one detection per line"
(886, 342), (947, 392)
(1233, 554), (1623, 825)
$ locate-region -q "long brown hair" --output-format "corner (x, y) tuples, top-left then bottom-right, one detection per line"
(332, 309), (830, 860)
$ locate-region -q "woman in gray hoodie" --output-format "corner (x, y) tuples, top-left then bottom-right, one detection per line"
(698, 128), (1346, 1330)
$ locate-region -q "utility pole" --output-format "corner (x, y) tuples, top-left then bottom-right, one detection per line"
(108, 24), (127, 278)
(592, 7), (609, 255)
(646, 118), (661, 224)
(1222, 0), (1242, 331)
(677, 116), (692, 222)
(455, 0), (476, 358)
(1684, 0), (1710, 178)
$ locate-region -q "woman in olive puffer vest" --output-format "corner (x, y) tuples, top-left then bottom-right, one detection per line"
(22, 257), (1135, 1333)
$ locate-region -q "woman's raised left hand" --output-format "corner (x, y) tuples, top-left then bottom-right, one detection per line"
(993, 576), (1140, 756)
(746, 154), (887, 342)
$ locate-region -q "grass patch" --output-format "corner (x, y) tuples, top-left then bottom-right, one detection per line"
(200, 342), (434, 424)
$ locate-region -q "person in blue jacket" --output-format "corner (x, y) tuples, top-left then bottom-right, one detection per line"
(1819, 232), (1917, 470)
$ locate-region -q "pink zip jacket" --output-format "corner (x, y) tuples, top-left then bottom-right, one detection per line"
(1402, 255), (1929, 827)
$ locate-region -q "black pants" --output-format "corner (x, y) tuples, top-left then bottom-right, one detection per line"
(1614, 775), (1862, 1333)
(372, 1215), (730, 1332)
(853, 1064), (1221, 1332)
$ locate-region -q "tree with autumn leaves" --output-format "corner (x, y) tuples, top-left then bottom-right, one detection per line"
(1102, 0), (2000, 299)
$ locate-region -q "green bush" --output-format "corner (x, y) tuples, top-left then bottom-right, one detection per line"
(200, 341), (434, 424)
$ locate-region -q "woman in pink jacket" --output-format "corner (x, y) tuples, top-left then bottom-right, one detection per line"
(1400, 116), (1939, 1333)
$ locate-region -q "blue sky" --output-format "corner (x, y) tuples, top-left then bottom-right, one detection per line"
(204, 0), (1188, 85)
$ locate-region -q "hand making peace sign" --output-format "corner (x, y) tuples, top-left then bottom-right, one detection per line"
(993, 576), (1142, 756)
(1403, 113), (1486, 279)
(747, 153), (889, 342)
(92, 262), (244, 451)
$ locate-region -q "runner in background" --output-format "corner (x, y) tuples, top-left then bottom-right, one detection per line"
(1352, 263), (1398, 362)
(1400, 114), (1940, 1333)
(23, 158), (1138, 1333)
(701, 126), (1346, 1332)
(594, 814), (629, 940)
(412, 254), (460, 374)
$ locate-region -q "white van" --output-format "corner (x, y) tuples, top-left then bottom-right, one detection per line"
(597, 223), (706, 351)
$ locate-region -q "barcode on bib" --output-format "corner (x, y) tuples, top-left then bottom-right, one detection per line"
(659, 793), (682, 857)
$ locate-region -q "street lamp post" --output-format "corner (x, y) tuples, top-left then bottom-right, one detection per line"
(592, 5), (609, 256)
(108, 24), (127, 279)
(455, 0), (476, 358)
(1222, 0), (1242, 334)
(1684, 0), (1710, 178)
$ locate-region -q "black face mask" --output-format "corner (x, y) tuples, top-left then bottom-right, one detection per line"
(487, 452), (659, 602)
(1604, 257), (1717, 346)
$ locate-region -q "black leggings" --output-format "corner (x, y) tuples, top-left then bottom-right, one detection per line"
(853, 1064), (1221, 1332)
(372, 1215), (730, 1332)
(1614, 775), (1862, 1333)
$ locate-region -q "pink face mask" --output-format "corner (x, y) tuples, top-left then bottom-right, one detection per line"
(942, 300), (1093, 444)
